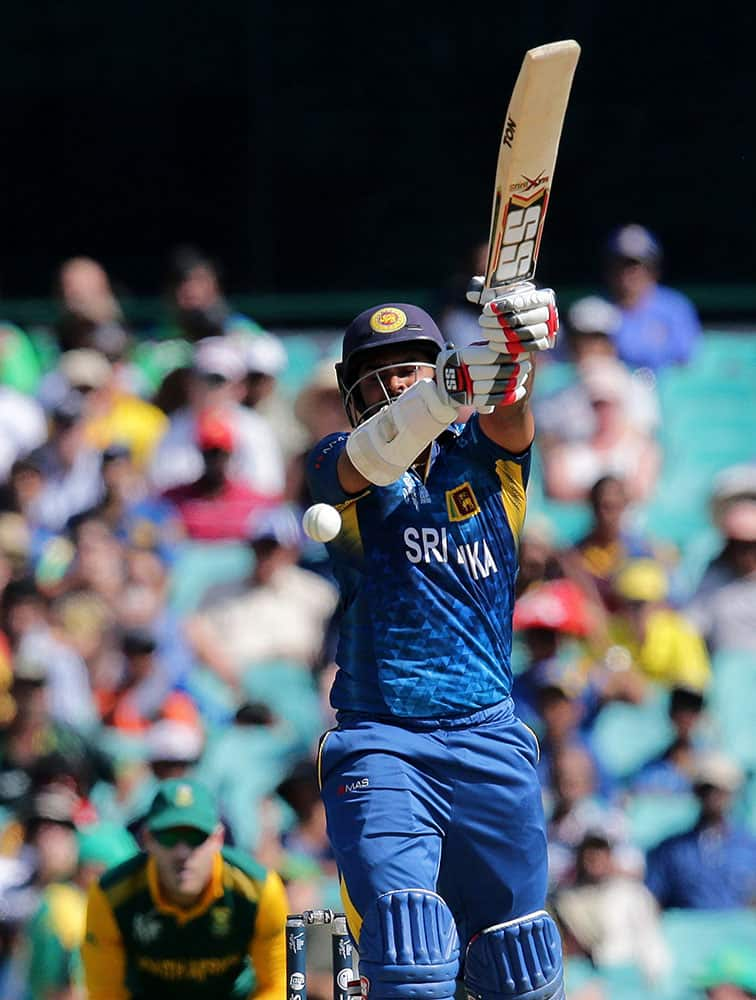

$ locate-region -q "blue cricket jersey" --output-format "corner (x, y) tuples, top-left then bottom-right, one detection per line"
(306, 414), (530, 718)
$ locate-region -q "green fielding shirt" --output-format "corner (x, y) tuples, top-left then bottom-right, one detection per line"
(83, 846), (287, 1000)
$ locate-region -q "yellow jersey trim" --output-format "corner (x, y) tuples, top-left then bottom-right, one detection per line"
(339, 875), (363, 944)
(494, 459), (527, 546)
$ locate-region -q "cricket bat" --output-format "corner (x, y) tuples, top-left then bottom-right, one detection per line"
(484, 40), (581, 291)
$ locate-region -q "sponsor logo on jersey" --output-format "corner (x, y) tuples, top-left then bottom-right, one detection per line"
(446, 482), (480, 521)
(133, 912), (162, 944)
(404, 527), (498, 581)
(337, 778), (369, 795)
(369, 307), (407, 334)
(290, 973), (306, 990)
(210, 906), (232, 936)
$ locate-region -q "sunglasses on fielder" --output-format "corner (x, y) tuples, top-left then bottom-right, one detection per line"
(152, 827), (210, 849)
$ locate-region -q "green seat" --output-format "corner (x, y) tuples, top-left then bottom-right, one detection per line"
(242, 660), (323, 751)
(279, 334), (323, 398)
(196, 725), (301, 848)
(659, 909), (756, 1000)
(168, 541), (252, 614)
(708, 649), (756, 770)
(624, 792), (700, 851)
(590, 689), (672, 779)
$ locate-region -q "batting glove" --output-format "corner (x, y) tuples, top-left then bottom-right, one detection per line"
(466, 277), (559, 354)
(436, 345), (532, 412)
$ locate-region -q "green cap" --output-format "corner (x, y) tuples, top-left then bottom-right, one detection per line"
(77, 823), (138, 869)
(145, 779), (219, 836)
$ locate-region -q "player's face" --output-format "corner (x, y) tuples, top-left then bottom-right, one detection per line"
(146, 825), (223, 903)
(353, 346), (436, 419)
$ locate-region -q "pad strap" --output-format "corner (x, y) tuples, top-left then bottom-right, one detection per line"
(345, 379), (458, 486)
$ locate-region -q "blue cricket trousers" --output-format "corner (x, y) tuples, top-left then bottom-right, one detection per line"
(318, 698), (547, 953)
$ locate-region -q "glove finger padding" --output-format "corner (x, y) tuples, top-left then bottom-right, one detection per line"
(437, 347), (532, 410)
(465, 277), (559, 354)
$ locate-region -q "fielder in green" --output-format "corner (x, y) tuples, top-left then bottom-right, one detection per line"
(81, 779), (288, 1000)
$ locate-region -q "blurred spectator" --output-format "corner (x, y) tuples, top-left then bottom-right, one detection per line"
(514, 514), (565, 598)
(162, 411), (278, 541)
(275, 758), (336, 876)
(685, 489), (756, 654)
(124, 720), (212, 842)
(56, 348), (167, 467)
(630, 686), (712, 794)
(185, 506), (338, 689)
(144, 719), (203, 782)
(94, 626), (199, 734)
(83, 444), (180, 559)
(609, 558), (711, 691)
(25, 392), (104, 532)
(565, 475), (672, 612)
(118, 540), (193, 688)
(287, 355), (348, 511)
(603, 223), (702, 370)
(54, 257), (130, 357)
(553, 831), (670, 986)
(0, 513), (32, 589)
(0, 661), (112, 818)
(0, 386), (47, 483)
(162, 245), (267, 344)
(547, 745), (643, 890)
(535, 295), (660, 440)
(148, 336), (284, 496)
(528, 663), (616, 801)
(2, 579), (98, 731)
(82, 778), (288, 1000)
(0, 853), (38, 999)
(235, 331), (305, 456)
(26, 821), (137, 1000)
(512, 579), (642, 737)
(645, 752), (756, 909)
(540, 357), (662, 504)
(293, 356), (349, 449)
(437, 239), (489, 348)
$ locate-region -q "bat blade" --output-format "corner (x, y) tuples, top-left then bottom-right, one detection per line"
(484, 40), (580, 292)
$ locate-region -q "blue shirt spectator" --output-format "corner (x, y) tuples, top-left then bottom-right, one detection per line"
(645, 752), (756, 908)
(604, 224), (702, 370)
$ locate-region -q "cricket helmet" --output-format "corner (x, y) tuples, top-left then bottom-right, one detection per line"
(336, 303), (446, 426)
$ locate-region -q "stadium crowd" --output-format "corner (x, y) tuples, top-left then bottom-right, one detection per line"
(0, 232), (755, 1000)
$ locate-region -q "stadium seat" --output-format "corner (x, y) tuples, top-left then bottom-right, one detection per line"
(624, 792), (700, 851)
(590, 688), (673, 779)
(279, 334), (323, 397)
(242, 660), (324, 751)
(659, 909), (756, 1000)
(708, 649), (756, 770)
(168, 541), (252, 614)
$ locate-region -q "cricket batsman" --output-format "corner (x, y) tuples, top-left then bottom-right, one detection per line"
(306, 279), (564, 1000)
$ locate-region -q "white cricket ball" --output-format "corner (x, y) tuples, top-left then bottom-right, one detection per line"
(302, 503), (342, 542)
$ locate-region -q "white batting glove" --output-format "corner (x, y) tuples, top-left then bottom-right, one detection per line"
(436, 345), (533, 412)
(466, 277), (559, 355)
